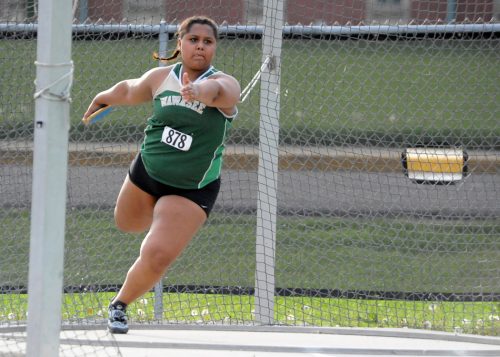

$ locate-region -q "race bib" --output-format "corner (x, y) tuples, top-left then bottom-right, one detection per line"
(161, 126), (192, 151)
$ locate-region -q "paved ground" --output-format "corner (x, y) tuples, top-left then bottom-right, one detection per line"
(1, 325), (500, 356)
(1, 164), (498, 217)
(1, 141), (498, 173)
(1, 142), (498, 222)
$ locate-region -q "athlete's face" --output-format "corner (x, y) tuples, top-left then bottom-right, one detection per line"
(179, 23), (217, 72)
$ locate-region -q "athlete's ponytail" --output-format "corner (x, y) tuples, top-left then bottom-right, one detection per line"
(153, 50), (180, 63)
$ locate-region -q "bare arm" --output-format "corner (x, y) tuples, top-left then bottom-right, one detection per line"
(180, 72), (241, 114)
(82, 67), (168, 122)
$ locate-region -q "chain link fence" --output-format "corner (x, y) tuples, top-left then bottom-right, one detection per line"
(1, 0), (499, 354)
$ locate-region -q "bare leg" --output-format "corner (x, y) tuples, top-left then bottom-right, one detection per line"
(114, 175), (156, 233)
(112, 195), (207, 305)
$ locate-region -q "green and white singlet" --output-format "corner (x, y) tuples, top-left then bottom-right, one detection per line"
(141, 63), (237, 189)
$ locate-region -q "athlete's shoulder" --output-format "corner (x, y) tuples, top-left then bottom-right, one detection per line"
(145, 64), (175, 79)
(208, 70), (239, 85)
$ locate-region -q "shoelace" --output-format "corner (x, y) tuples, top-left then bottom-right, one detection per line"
(110, 309), (127, 322)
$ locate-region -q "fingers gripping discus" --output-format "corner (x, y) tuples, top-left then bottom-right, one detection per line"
(82, 106), (113, 125)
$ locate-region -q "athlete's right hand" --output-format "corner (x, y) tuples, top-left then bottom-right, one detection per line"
(180, 72), (200, 102)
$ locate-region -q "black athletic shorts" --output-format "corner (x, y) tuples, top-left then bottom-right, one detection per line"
(128, 152), (220, 217)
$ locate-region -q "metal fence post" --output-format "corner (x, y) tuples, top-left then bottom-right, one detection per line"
(153, 19), (169, 322)
(26, 0), (73, 355)
(254, 0), (284, 325)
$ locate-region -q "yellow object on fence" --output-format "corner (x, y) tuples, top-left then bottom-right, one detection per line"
(402, 148), (468, 184)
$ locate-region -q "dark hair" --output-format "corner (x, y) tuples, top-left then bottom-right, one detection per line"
(153, 16), (218, 63)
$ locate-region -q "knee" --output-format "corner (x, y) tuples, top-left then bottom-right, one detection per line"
(114, 207), (149, 233)
(114, 217), (140, 233)
(140, 244), (176, 273)
(114, 210), (135, 232)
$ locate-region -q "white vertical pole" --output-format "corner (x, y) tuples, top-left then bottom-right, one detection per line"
(27, 0), (73, 356)
(153, 19), (169, 321)
(254, 0), (283, 325)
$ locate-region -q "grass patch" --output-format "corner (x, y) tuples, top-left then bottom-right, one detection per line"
(2, 291), (499, 335)
(1, 208), (498, 291)
(0, 37), (498, 147)
(1, 208), (498, 334)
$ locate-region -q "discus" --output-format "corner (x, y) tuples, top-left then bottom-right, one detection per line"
(82, 105), (113, 125)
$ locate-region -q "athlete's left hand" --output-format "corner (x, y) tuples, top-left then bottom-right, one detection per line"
(180, 72), (200, 102)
